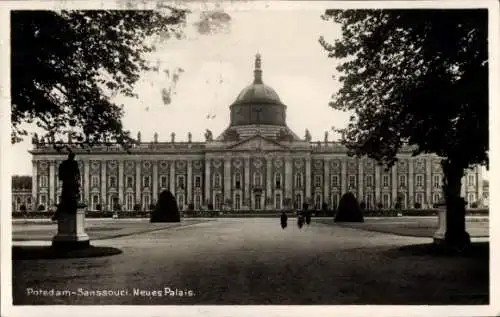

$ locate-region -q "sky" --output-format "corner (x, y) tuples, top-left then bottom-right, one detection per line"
(12, 6), (349, 175)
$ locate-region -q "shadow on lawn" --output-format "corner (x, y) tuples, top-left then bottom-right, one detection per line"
(388, 242), (489, 259)
(12, 245), (123, 260)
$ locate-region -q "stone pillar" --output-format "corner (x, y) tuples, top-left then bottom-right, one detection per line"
(305, 157), (312, 203)
(341, 159), (347, 195)
(135, 161), (141, 204)
(170, 160), (176, 192)
(49, 161), (56, 207)
(375, 165), (381, 204)
(223, 156), (231, 203)
(205, 159), (211, 205)
(460, 175), (466, 198)
(323, 159), (330, 205)
(266, 158), (272, 208)
(477, 166), (483, 205)
(425, 157), (432, 208)
(84, 160), (90, 205)
(187, 159), (193, 205)
(32, 160), (38, 205)
(284, 157), (293, 201)
(391, 165), (397, 207)
(101, 160), (107, 209)
(52, 208), (90, 249)
(408, 158), (414, 208)
(358, 159), (364, 200)
(244, 157), (251, 208)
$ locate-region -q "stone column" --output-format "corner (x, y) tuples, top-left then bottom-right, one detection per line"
(358, 159), (364, 200)
(205, 159), (211, 204)
(169, 160), (175, 192)
(32, 160), (38, 205)
(323, 159), (330, 205)
(425, 157), (432, 208)
(187, 159), (193, 204)
(341, 159), (347, 195)
(244, 157), (251, 208)
(101, 160), (107, 209)
(84, 160), (90, 205)
(408, 158), (414, 208)
(284, 157), (293, 201)
(223, 156), (231, 203)
(135, 161), (141, 204)
(375, 165), (381, 204)
(305, 157), (312, 203)
(266, 158), (272, 208)
(477, 166), (483, 204)
(460, 175), (466, 198)
(49, 161), (56, 207)
(391, 165), (398, 207)
(118, 160), (124, 205)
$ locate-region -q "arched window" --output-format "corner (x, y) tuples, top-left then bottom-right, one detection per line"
(92, 195), (100, 211)
(383, 193), (390, 209)
(275, 193), (282, 209)
(234, 172), (241, 188)
(295, 173), (303, 188)
(143, 194), (151, 209)
(295, 193), (302, 209)
(234, 193), (241, 210)
(275, 173), (282, 189)
(177, 194), (184, 210)
(195, 194), (202, 210)
(126, 194), (133, 211)
(315, 194), (322, 209)
(215, 193), (223, 210)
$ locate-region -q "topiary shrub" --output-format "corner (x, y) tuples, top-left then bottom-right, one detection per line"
(96, 204), (102, 211)
(134, 204), (141, 212)
(188, 203), (195, 211)
(334, 192), (364, 222)
(414, 202), (422, 209)
(470, 202), (478, 208)
(38, 205), (45, 211)
(377, 202), (383, 210)
(20, 204), (27, 212)
(150, 190), (180, 223)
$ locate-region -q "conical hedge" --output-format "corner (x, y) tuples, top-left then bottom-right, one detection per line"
(150, 190), (181, 223)
(334, 192), (364, 222)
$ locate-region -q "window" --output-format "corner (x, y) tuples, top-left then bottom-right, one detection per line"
(275, 193), (281, 210)
(383, 194), (390, 209)
(160, 175), (168, 188)
(468, 175), (475, 186)
(295, 173), (303, 188)
(126, 176), (134, 188)
(468, 193), (476, 205)
(234, 194), (241, 210)
(27, 198), (32, 205)
(214, 173), (221, 188)
(416, 193), (423, 204)
(366, 175), (373, 187)
(382, 175), (389, 187)
(275, 173), (282, 189)
(177, 194), (184, 210)
(416, 175), (423, 187)
(110, 195), (118, 211)
(195, 176), (201, 188)
(315, 194), (321, 210)
(314, 175), (322, 188)
(91, 175), (100, 187)
(331, 175), (339, 187)
(433, 193), (441, 204)
(92, 195), (99, 210)
(349, 175), (356, 188)
(40, 195), (47, 206)
(234, 173), (241, 189)
(143, 194), (151, 209)
(433, 175), (441, 188)
(177, 175), (185, 189)
(109, 176), (117, 188)
(215, 194), (222, 210)
(126, 194), (133, 211)
(195, 195), (202, 210)
(40, 175), (48, 188)
(331, 193), (339, 210)
(143, 176), (151, 188)
(295, 193), (302, 209)
(253, 172), (262, 186)
(255, 194), (262, 210)
(399, 175), (407, 188)
(366, 193), (373, 209)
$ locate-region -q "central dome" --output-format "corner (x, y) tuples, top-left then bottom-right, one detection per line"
(229, 54), (287, 126)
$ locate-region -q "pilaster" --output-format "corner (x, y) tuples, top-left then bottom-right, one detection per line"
(341, 159), (347, 195)
(375, 165), (381, 204)
(284, 157), (293, 200)
(135, 161), (141, 204)
(305, 157), (311, 202)
(391, 165), (397, 207)
(425, 157), (432, 207)
(187, 159), (193, 204)
(323, 159), (330, 205)
(170, 160), (175, 192)
(408, 158), (414, 208)
(32, 160), (38, 205)
(118, 160), (124, 205)
(358, 159), (364, 200)
(101, 160), (107, 209)
(244, 157), (251, 206)
(49, 161), (56, 206)
(205, 159), (211, 204)
(84, 160), (90, 205)
(223, 156), (231, 202)
(266, 158), (272, 207)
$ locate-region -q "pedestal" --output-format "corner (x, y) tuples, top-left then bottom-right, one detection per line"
(52, 208), (90, 249)
(433, 207), (447, 244)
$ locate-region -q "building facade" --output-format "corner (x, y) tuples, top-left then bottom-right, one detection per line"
(28, 55), (485, 212)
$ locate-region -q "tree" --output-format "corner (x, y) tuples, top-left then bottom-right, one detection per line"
(11, 9), (188, 148)
(12, 175), (32, 189)
(320, 9), (488, 248)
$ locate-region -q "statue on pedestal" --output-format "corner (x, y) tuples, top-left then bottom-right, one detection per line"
(205, 129), (213, 141)
(188, 132), (192, 143)
(305, 129), (312, 142)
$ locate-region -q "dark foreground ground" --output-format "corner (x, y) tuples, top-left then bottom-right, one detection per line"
(12, 218), (489, 305)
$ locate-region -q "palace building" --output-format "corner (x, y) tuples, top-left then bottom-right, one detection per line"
(28, 54), (486, 212)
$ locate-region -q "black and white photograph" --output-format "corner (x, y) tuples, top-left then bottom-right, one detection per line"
(1, 0), (498, 316)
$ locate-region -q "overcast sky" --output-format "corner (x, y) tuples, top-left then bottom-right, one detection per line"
(11, 6), (348, 175)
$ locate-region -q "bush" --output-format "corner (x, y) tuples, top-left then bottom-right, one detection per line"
(414, 202), (422, 209)
(134, 204), (141, 211)
(334, 192), (364, 222)
(470, 202), (478, 208)
(322, 202), (328, 211)
(113, 204), (121, 212)
(208, 204), (214, 210)
(20, 204), (27, 212)
(188, 203), (195, 211)
(394, 202), (401, 209)
(38, 205), (45, 211)
(359, 201), (366, 210)
(96, 204), (102, 211)
(377, 202), (383, 209)
(150, 190), (180, 223)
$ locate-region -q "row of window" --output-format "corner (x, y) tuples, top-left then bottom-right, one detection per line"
(35, 173), (480, 190)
